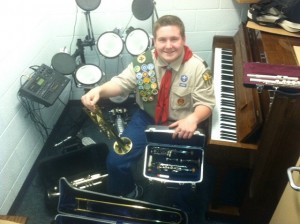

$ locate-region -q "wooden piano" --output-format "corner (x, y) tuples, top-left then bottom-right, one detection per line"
(207, 23), (300, 223)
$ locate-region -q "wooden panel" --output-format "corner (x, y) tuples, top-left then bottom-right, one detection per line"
(0, 216), (28, 224)
(239, 31), (300, 223)
(270, 158), (300, 224)
(247, 21), (300, 38)
(236, 0), (260, 3)
(260, 32), (300, 65)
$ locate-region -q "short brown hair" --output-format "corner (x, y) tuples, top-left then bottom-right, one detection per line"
(153, 15), (185, 39)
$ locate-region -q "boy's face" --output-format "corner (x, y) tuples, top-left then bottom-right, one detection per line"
(154, 25), (186, 64)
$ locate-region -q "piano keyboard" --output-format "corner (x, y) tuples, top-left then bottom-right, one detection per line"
(211, 48), (237, 142)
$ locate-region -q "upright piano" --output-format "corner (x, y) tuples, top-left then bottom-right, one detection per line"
(207, 23), (300, 223)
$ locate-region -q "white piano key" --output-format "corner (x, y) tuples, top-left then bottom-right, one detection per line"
(211, 47), (237, 142)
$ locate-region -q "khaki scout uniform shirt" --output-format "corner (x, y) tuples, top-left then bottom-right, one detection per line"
(110, 48), (215, 121)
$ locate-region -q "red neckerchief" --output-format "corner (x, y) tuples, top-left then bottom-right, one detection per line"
(154, 46), (193, 124)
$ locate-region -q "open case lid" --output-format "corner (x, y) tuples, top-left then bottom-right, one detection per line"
(145, 125), (206, 148)
(57, 178), (188, 224)
(39, 143), (109, 188)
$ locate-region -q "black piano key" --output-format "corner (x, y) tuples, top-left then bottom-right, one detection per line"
(220, 135), (237, 141)
(220, 131), (237, 138)
(220, 114), (236, 120)
(220, 106), (235, 114)
(221, 72), (233, 76)
(221, 130), (237, 136)
(221, 102), (235, 108)
(222, 64), (233, 70)
(220, 113), (236, 119)
(221, 59), (232, 64)
(221, 69), (233, 74)
(221, 84), (234, 89)
(221, 126), (236, 131)
(221, 103), (235, 109)
(220, 117), (236, 123)
(221, 107), (235, 113)
(222, 50), (232, 54)
(222, 48), (233, 52)
(222, 74), (234, 80)
(222, 55), (233, 60)
(221, 80), (234, 85)
(221, 125), (236, 130)
(221, 122), (236, 128)
(221, 98), (234, 103)
(221, 93), (235, 100)
(221, 87), (234, 94)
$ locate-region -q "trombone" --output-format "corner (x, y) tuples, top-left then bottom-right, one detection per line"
(58, 178), (188, 224)
(75, 197), (185, 224)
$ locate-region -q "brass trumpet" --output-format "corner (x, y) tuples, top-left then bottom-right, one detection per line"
(83, 105), (132, 155)
(47, 173), (108, 200)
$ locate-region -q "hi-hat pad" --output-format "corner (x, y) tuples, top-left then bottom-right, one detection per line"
(51, 52), (77, 75)
(132, 0), (154, 21)
(75, 0), (101, 11)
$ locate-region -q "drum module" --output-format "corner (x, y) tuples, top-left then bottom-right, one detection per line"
(19, 64), (70, 107)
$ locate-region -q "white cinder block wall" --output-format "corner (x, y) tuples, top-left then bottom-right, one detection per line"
(0, 0), (249, 214)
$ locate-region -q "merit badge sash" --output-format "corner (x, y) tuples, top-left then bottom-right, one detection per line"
(133, 50), (158, 118)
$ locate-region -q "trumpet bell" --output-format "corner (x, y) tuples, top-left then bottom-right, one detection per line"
(113, 137), (132, 155)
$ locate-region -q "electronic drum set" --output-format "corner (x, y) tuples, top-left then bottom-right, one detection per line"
(51, 0), (156, 101)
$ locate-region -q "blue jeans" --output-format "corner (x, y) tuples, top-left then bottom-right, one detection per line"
(106, 109), (154, 196)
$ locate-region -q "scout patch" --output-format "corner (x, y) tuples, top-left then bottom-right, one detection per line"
(133, 50), (158, 118)
(134, 51), (159, 102)
(177, 97), (186, 106)
(203, 70), (212, 87)
(179, 74), (188, 87)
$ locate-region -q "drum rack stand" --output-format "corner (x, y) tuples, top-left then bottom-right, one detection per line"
(151, 1), (159, 29)
(72, 0), (159, 64)
(72, 11), (96, 64)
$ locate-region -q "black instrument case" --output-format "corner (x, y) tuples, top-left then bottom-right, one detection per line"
(43, 140), (188, 223)
(39, 143), (109, 209)
(54, 178), (188, 223)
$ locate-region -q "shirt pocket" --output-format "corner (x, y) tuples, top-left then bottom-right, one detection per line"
(170, 87), (192, 111)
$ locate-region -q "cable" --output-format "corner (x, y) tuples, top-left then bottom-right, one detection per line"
(18, 93), (50, 142)
(70, 6), (79, 54)
(123, 14), (134, 36)
(18, 65), (51, 142)
(58, 98), (67, 106)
